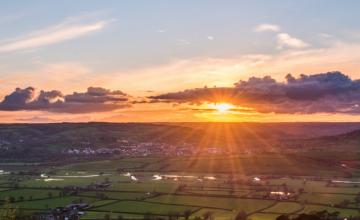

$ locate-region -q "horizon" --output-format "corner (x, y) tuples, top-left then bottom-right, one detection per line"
(2, 121), (360, 125)
(1, 1), (360, 123)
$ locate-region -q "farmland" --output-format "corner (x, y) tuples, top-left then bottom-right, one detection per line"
(0, 153), (359, 220)
(0, 123), (359, 219)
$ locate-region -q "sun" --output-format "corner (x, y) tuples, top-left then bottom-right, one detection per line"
(212, 103), (233, 114)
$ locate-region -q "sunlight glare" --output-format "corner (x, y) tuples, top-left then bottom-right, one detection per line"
(212, 103), (233, 114)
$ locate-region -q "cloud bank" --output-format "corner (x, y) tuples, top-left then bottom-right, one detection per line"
(149, 72), (360, 114)
(0, 87), (130, 113)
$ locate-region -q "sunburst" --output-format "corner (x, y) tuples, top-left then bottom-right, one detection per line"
(212, 103), (233, 114)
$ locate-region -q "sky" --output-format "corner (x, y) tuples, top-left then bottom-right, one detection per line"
(1, 0), (360, 122)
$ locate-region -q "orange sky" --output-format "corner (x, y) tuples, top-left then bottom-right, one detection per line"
(2, 2), (360, 122)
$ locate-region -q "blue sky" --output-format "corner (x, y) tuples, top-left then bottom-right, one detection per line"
(1, 1), (360, 122)
(1, 0), (359, 71)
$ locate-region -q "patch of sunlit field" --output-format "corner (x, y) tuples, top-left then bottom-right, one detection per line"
(264, 202), (302, 214)
(143, 154), (345, 176)
(147, 195), (274, 212)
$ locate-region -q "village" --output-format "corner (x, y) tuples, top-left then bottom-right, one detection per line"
(62, 142), (229, 157)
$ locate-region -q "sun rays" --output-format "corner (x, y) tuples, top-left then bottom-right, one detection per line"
(212, 103), (234, 114)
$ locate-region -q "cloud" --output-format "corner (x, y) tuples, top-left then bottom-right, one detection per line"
(207, 36), (214, 40)
(149, 87), (236, 104)
(254, 23), (280, 32)
(176, 39), (191, 45)
(149, 71), (360, 114)
(0, 17), (109, 53)
(16, 116), (56, 123)
(65, 87), (128, 103)
(254, 24), (309, 49)
(276, 33), (309, 49)
(0, 87), (130, 113)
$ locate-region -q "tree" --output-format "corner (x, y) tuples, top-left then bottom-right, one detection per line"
(104, 213), (111, 220)
(202, 211), (213, 220)
(276, 215), (290, 220)
(168, 211), (180, 220)
(0, 198), (18, 220)
(143, 212), (154, 220)
(355, 192), (360, 203)
(183, 209), (192, 220)
(8, 196), (15, 203)
(235, 210), (247, 220)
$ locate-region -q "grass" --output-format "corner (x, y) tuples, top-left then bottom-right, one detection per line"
(81, 211), (144, 219)
(147, 155), (344, 176)
(147, 195), (274, 213)
(79, 191), (149, 200)
(299, 193), (355, 205)
(109, 181), (180, 193)
(63, 160), (145, 172)
(0, 189), (60, 200)
(0, 156), (358, 219)
(14, 196), (98, 209)
(302, 205), (360, 217)
(264, 202), (302, 214)
(93, 200), (197, 215)
(88, 199), (118, 208)
(250, 213), (282, 220)
(191, 208), (235, 220)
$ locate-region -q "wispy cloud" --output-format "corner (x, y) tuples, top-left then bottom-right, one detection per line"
(0, 14), (24, 24)
(254, 23), (280, 32)
(0, 17), (110, 53)
(176, 38), (191, 45)
(276, 33), (309, 49)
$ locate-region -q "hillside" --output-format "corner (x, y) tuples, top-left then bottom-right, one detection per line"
(0, 122), (359, 160)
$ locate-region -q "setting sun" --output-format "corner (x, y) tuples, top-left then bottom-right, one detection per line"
(212, 103), (234, 114)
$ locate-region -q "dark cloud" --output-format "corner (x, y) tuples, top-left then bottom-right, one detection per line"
(86, 87), (127, 96)
(149, 87), (237, 104)
(149, 71), (360, 114)
(65, 87), (128, 103)
(0, 87), (130, 113)
(0, 87), (37, 110)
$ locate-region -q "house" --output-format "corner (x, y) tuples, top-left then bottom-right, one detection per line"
(33, 211), (55, 220)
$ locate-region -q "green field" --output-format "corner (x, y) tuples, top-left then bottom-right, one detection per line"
(0, 155), (359, 220)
